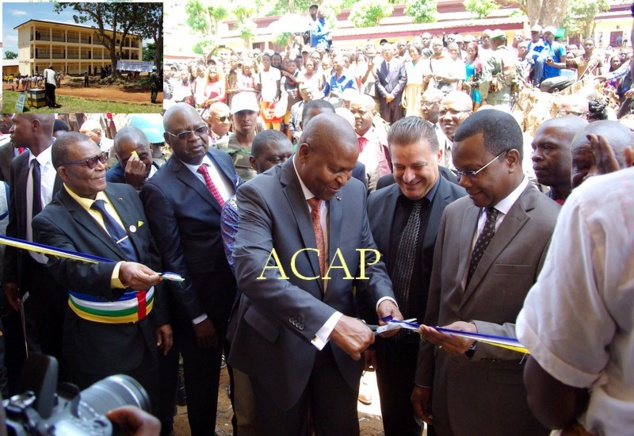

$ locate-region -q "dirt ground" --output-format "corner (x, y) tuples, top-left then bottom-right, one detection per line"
(3, 76), (162, 105)
(173, 367), (387, 435)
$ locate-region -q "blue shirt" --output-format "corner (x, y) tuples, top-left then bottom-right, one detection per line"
(322, 72), (358, 98)
(542, 41), (566, 80)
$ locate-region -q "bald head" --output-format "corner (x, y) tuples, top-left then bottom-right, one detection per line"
(531, 116), (588, 200)
(296, 113), (359, 200)
(163, 102), (201, 131)
(571, 120), (634, 188)
(208, 102), (231, 137)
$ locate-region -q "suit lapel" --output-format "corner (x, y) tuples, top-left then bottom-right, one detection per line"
(457, 202), (479, 301)
(280, 161), (323, 292)
(378, 186), (399, 269)
(459, 187), (535, 309)
(171, 155), (221, 213)
(422, 178), (449, 249)
(106, 186), (144, 261)
(59, 189), (126, 261)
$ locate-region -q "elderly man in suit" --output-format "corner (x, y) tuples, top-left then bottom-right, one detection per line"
(376, 43), (407, 123)
(32, 132), (172, 411)
(412, 109), (559, 435)
(107, 126), (159, 191)
(366, 117), (465, 435)
(229, 113), (402, 435)
(141, 103), (238, 435)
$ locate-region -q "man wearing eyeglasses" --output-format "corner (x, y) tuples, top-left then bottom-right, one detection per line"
(412, 109), (558, 435)
(141, 103), (238, 435)
(107, 126), (159, 191)
(4, 113), (68, 381)
(438, 91), (473, 170)
(31, 132), (172, 415)
(207, 102), (231, 146)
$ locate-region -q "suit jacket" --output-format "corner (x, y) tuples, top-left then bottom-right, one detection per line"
(367, 177), (465, 322)
(416, 184), (558, 435)
(140, 149), (238, 323)
(32, 183), (165, 376)
(4, 150), (63, 286)
(375, 58), (407, 106)
(0, 142), (14, 184)
(229, 158), (395, 410)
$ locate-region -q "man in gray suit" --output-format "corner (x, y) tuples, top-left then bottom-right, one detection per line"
(376, 43), (407, 123)
(412, 109), (558, 435)
(366, 117), (465, 435)
(230, 113), (402, 435)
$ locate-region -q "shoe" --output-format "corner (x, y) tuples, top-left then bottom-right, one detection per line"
(358, 391), (373, 405)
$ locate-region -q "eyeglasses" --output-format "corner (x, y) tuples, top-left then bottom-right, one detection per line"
(420, 100), (441, 108)
(61, 151), (108, 169)
(452, 150), (508, 179)
(215, 115), (230, 122)
(166, 125), (208, 140)
(439, 109), (470, 118)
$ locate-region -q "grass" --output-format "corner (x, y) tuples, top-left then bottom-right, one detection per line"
(1, 91), (162, 113)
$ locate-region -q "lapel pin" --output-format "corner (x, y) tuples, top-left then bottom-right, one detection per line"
(336, 196), (342, 201)
(137, 221), (144, 227)
(129, 225), (137, 233)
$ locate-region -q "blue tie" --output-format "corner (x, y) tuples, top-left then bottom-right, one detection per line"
(91, 199), (138, 262)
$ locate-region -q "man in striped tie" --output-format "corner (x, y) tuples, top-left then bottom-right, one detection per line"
(32, 132), (172, 414)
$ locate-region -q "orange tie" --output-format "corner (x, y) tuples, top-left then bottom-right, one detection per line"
(308, 198), (326, 278)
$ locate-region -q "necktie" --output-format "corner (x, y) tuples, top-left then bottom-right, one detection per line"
(358, 137), (368, 153)
(391, 200), (423, 318)
(31, 160), (42, 217)
(308, 198), (326, 278)
(91, 199), (138, 262)
(467, 207), (500, 286)
(197, 164), (225, 207)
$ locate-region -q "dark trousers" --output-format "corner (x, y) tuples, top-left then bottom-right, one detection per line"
(375, 336), (424, 436)
(251, 344), (359, 436)
(23, 256), (68, 381)
(380, 100), (404, 124)
(71, 343), (159, 416)
(162, 318), (225, 436)
(45, 83), (56, 107)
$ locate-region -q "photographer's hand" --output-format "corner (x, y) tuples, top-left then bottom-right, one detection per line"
(107, 406), (160, 436)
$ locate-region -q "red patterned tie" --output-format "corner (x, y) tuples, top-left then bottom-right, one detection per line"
(358, 136), (367, 152)
(308, 198), (326, 278)
(197, 164), (225, 207)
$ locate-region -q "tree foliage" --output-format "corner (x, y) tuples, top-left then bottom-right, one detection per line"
(54, 2), (156, 78)
(562, 0), (610, 40)
(463, 0), (570, 27)
(349, 0), (394, 28)
(405, 0), (438, 23)
(4, 51), (18, 60)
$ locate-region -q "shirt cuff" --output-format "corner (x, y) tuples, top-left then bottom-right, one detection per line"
(311, 311), (343, 350)
(192, 314), (208, 325)
(375, 296), (398, 313)
(111, 261), (126, 289)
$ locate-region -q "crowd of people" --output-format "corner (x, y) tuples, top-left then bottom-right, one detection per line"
(0, 4), (632, 436)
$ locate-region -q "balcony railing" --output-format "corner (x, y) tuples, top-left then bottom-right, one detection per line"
(67, 53), (79, 59)
(52, 53), (65, 59)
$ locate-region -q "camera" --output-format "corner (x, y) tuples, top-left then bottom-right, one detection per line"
(3, 355), (150, 435)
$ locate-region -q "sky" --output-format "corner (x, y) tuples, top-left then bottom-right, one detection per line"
(2, 1), (124, 55)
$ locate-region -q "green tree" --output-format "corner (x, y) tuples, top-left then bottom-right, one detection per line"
(236, 19), (258, 48)
(562, 0), (610, 40)
(4, 51), (18, 60)
(348, 0), (394, 28)
(184, 0), (228, 55)
(463, 0), (571, 27)
(54, 2), (150, 78)
(405, 0), (437, 23)
(143, 42), (156, 62)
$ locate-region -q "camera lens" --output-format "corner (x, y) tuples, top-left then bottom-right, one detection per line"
(78, 375), (150, 419)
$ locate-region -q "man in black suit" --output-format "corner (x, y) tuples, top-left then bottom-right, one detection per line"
(3, 114), (67, 383)
(141, 103), (238, 435)
(375, 43), (407, 123)
(365, 117), (465, 435)
(32, 132), (172, 411)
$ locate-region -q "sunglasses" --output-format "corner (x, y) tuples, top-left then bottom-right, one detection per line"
(60, 152), (108, 169)
(166, 125), (208, 140)
(216, 116), (230, 122)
